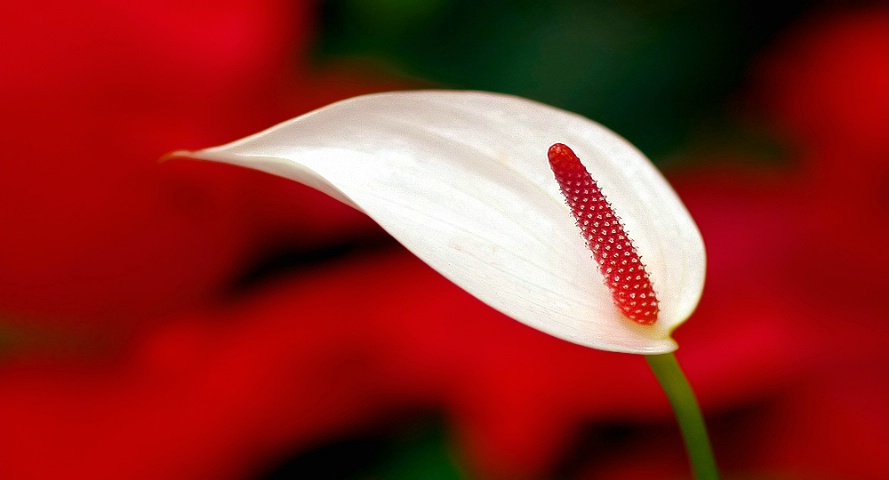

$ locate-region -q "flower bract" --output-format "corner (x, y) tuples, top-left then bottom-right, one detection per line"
(169, 91), (706, 354)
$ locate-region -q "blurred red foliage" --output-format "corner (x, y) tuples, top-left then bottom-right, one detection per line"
(0, 2), (885, 480)
(0, 0), (385, 328)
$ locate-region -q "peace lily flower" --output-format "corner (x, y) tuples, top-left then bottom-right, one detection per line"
(168, 90), (705, 354)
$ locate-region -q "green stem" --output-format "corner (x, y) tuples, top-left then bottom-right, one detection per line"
(645, 352), (720, 480)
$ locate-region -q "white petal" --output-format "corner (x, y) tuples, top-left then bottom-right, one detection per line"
(170, 91), (705, 354)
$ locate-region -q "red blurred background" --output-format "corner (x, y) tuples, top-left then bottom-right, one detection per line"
(0, 1), (886, 479)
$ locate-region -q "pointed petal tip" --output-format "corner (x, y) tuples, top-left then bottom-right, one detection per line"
(158, 150), (182, 163)
(158, 149), (200, 164)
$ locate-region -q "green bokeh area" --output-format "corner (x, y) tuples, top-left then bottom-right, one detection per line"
(314, 0), (814, 159)
(259, 417), (466, 480)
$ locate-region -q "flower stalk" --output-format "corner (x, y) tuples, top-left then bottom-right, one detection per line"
(646, 353), (720, 480)
(171, 90), (717, 477)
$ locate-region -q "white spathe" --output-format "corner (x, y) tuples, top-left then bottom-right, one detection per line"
(170, 91), (705, 354)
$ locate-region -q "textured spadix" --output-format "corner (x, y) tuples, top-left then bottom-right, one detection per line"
(170, 91), (705, 354)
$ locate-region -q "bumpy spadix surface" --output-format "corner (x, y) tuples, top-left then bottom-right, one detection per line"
(170, 91), (705, 354)
(548, 143), (659, 325)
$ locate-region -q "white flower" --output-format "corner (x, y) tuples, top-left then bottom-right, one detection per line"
(169, 91), (705, 354)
